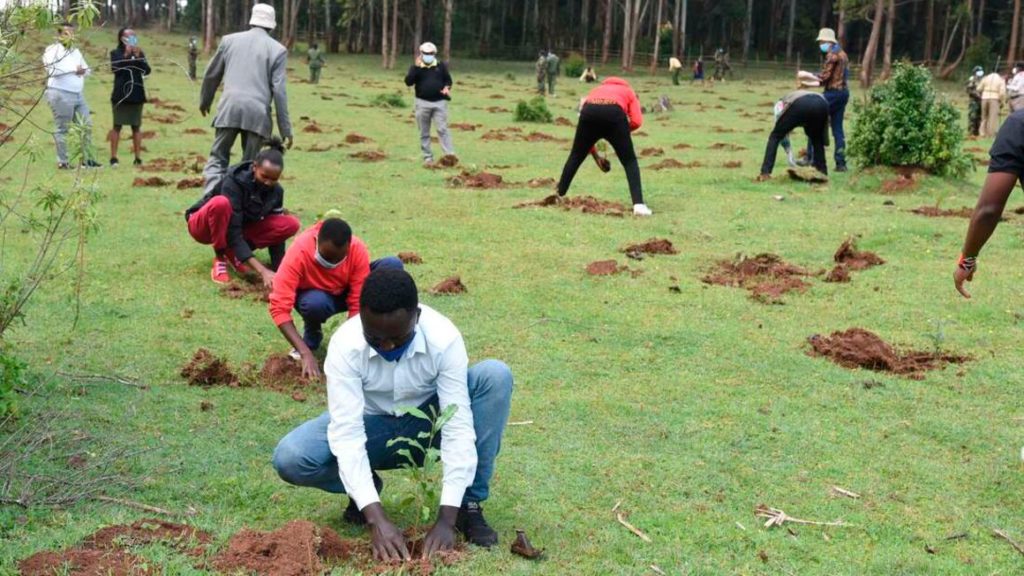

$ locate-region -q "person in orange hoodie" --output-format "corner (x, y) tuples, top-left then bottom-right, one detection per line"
(555, 77), (651, 216)
(269, 216), (403, 379)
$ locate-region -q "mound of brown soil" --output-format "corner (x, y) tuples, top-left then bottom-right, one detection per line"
(447, 170), (504, 188)
(438, 154), (460, 167)
(910, 206), (973, 218)
(132, 176), (171, 187)
(344, 132), (371, 143)
(712, 126), (736, 133)
(881, 173), (917, 193)
(349, 150), (387, 161)
(85, 519), (212, 555)
(703, 253), (812, 303)
(19, 549), (150, 576)
(834, 238), (885, 271)
(137, 155), (205, 174)
(649, 159), (687, 170)
(824, 265), (851, 283)
(151, 114), (183, 124)
(181, 348), (239, 387)
(221, 279), (270, 302)
(623, 238), (678, 259)
(183, 127), (206, 135)
(709, 142), (746, 151)
(259, 353), (311, 393)
(586, 260), (626, 275)
(305, 143), (335, 152)
(449, 123), (480, 131)
(640, 147), (664, 157)
(554, 117), (573, 126)
(527, 177), (555, 188)
(721, 160), (743, 169)
(139, 130), (157, 140)
(515, 194), (628, 217)
(176, 177), (204, 190)
(431, 276), (467, 295)
(673, 143), (692, 150)
(480, 129), (510, 141)
(523, 131), (566, 142)
(787, 167), (829, 183)
(398, 251), (423, 264)
(807, 328), (968, 379)
(302, 123), (324, 133)
(485, 106), (511, 113)
(211, 520), (353, 576)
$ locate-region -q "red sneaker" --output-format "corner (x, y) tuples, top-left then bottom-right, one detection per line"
(211, 257), (230, 284)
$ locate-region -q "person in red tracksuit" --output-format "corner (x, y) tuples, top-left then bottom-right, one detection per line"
(184, 138), (300, 286)
(269, 217), (403, 379)
(555, 77), (651, 216)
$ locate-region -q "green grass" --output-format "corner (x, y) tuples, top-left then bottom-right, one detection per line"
(2, 29), (1024, 575)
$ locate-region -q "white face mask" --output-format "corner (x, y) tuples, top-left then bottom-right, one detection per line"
(976, 71), (984, 78)
(314, 239), (345, 269)
(422, 54), (436, 64)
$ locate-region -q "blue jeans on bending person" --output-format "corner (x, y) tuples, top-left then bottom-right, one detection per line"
(296, 256), (404, 350)
(271, 359), (514, 504)
(823, 89), (849, 169)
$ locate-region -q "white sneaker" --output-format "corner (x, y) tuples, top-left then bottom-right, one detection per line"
(288, 348), (301, 361)
(633, 203), (653, 216)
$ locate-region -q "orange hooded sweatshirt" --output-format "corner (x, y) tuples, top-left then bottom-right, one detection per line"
(584, 77), (644, 131)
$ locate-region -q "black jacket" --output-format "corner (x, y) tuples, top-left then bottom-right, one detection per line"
(184, 162), (286, 261)
(404, 63), (453, 102)
(110, 47), (151, 105)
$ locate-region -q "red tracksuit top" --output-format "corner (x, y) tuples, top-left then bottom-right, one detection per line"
(584, 77), (644, 131)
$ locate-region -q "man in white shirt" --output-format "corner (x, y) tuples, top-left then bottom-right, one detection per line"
(41, 23), (100, 169)
(272, 268), (513, 560)
(1008, 62), (1024, 112)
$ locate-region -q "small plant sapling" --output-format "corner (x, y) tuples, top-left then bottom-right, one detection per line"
(386, 404), (458, 528)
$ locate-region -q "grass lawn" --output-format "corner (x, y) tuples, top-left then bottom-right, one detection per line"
(2, 28), (1024, 575)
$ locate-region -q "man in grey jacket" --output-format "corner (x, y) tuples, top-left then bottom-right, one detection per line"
(199, 3), (293, 195)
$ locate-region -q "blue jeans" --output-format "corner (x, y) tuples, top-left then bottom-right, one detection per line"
(295, 256), (404, 349)
(272, 359), (514, 504)
(824, 89), (849, 168)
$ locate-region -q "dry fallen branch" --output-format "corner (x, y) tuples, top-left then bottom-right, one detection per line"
(508, 420), (534, 426)
(830, 486), (861, 499)
(993, 529), (1024, 557)
(612, 500), (652, 542)
(649, 565), (666, 575)
(93, 495), (196, 517)
(57, 371), (147, 389)
(754, 504), (851, 529)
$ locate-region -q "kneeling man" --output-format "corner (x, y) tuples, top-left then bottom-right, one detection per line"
(269, 216), (402, 378)
(272, 268), (513, 560)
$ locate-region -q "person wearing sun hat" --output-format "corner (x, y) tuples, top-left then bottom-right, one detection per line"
(404, 41), (455, 165)
(812, 27), (849, 172)
(199, 3), (293, 196)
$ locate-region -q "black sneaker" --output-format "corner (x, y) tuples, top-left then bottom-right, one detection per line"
(82, 160), (102, 169)
(110, 157), (119, 167)
(133, 157), (143, 166)
(342, 472), (383, 525)
(456, 501), (498, 547)
(57, 163), (71, 170)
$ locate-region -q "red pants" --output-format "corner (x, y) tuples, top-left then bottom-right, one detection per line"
(187, 196), (300, 252)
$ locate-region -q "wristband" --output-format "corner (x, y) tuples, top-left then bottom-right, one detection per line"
(958, 254), (977, 272)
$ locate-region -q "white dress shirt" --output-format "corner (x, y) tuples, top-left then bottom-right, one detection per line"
(42, 43), (90, 93)
(324, 304), (477, 510)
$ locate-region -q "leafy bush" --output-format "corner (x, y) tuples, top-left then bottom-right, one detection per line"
(513, 96), (553, 123)
(370, 91), (407, 108)
(963, 35), (994, 76)
(0, 351), (26, 417)
(563, 52), (585, 78)
(848, 62), (972, 178)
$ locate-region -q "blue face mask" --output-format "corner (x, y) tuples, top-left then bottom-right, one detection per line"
(372, 332), (415, 362)
(422, 54), (436, 65)
(819, 43), (831, 54)
(126, 35), (138, 47)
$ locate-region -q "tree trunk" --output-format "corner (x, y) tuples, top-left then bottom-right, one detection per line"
(290, 0), (303, 48)
(837, 0), (846, 44)
(381, 0), (390, 67)
(940, 18), (970, 78)
(621, 0), (632, 69)
(520, 0), (528, 48)
(601, 0), (612, 63)
(785, 0), (795, 63)
(415, 0), (423, 50)
(582, 0), (591, 56)
(742, 0), (753, 64)
(858, 0), (884, 88)
(649, 0), (664, 72)
(326, 0), (338, 52)
(443, 0), (453, 60)
(976, 0), (985, 38)
(924, 0), (934, 63)
(390, 0), (399, 67)
(203, 0), (216, 54)
(369, 0), (376, 55)
(307, 0), (317, 46)
(679, 0), (686, 57)
(1010, 0), (1021, 67)
(819, 0), (828, 27)
(167, 0), (176, 30)
(937, 15), (961, 69)
(880, 0), (895, 80)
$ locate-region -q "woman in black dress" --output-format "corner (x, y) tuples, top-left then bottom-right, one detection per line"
(109, 27), (150, 166)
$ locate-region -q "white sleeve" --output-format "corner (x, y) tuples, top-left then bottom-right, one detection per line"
(79, 51), (91, 76)
(435, 336), (477, 508)
(324, 342), (380, 510)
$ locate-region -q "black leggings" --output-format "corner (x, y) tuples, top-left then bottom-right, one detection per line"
(760, 95), (829, 176)
(557, 104), (643, 205)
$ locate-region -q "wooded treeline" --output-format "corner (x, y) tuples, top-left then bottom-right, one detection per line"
(56, 0), (1024, 84)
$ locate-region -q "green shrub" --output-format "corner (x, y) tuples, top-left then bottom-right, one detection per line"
(848, 62), (972, 178)
(563, 52), (585, 78)
(513, 96), (553, 123)
(370, 91), (408, 108)
(0, 351), (26, 417)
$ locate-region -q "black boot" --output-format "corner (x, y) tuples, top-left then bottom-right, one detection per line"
(456, 501), (498, 547)
(342, 472), (383, 525)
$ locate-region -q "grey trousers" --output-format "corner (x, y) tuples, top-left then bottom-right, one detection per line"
(203, 127), (264, 195)
(46, 88), (94, 165)
(415, 98), (454, 161)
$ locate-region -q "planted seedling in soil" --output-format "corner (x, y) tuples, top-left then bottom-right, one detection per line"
(386, 404), (459, 529)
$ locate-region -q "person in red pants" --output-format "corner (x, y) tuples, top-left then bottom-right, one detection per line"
(184, 137), (300, 285)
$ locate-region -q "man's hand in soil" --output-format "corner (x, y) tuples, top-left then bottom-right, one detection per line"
(422, 506), (458, 557)
(954, 265), (974, 299)
(364, 504), (409, 561)
(277, 322), (322, 380)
